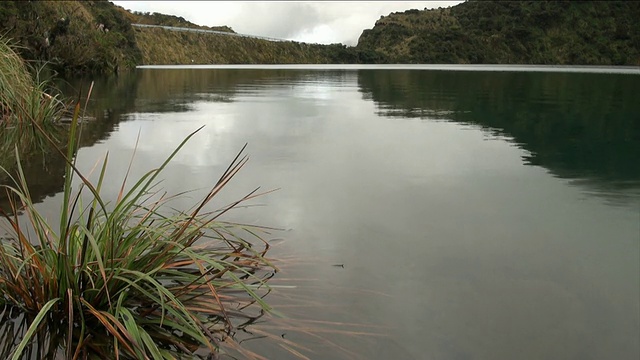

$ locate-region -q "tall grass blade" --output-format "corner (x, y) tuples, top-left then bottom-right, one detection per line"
(10, 298), (59, 360)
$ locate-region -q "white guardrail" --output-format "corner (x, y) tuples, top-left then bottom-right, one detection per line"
(131, 23), (289, 43)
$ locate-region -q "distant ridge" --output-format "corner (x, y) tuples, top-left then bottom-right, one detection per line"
(131, 24), (289, 43)
(356, 1), (640, 65)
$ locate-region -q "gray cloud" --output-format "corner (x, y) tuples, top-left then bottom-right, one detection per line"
(237, 3), (322, 39)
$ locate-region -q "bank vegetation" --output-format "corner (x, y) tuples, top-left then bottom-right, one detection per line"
(356, 0), (640, 65)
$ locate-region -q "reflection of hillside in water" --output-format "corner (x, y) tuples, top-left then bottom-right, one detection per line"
(130, 69), (327, 113)
(57, 72), (139, 129)
(1, 68), (349, 211)
(357, 70), (640, 204)
(0, 114), (128, 212)
(0, 74), (140, 212)
(66, 68), (317, 126)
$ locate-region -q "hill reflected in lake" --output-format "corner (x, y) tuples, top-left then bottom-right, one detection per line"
(357, 69), (640, 205)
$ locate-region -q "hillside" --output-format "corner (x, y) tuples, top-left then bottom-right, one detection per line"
(115, 8), (235, 34)
(356, 1), (640, 65)
(132, 26), (360, 65)
(0, 0), (142, 74)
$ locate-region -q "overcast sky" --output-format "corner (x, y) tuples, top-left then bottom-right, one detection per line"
(112, 1), (463, 45)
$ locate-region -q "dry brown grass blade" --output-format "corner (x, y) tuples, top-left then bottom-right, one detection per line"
(81, 299), (143, 359)
(66, 289), (74, 360)
(195, 260), (233, 332)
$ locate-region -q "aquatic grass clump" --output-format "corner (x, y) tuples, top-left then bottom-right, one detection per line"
(0, 36), (67, 125)
(0, 100), (278, 359)
(0, 36), (68, 167)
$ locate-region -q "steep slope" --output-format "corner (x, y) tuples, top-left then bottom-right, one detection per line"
(133, 26), (358, 64)
(357, 1), (640, 65)
(115, 8), (236, 33)
(0, 0), (142, 74)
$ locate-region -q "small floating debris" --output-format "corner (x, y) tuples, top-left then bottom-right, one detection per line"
(58, 115), (95, 124)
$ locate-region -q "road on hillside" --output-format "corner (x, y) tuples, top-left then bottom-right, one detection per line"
(131, 23), (289, 43)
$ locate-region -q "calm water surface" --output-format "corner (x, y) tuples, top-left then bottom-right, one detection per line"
(16, 66), (640, 359)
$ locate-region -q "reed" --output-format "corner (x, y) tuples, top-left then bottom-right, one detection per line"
(0, 36), (67, 163)
(0, 89), (279, 358)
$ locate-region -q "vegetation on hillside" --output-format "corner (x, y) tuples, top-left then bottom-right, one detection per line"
(357, 1), (640, 65)
(117, 7), (236, 33)
(0, 0), (142, 74)
(133, 26), (366, 64)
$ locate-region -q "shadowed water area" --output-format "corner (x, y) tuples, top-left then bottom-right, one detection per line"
(1, 65), (639, 359)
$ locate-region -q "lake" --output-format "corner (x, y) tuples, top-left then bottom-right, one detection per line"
(8, 65), (640, 359)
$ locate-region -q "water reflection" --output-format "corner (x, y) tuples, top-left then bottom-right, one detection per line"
(0, 73), (136, 212)
(11, 68), (639, 210)
(357, 70), (640, 205)
(129, 69), (347, 113)
(1, 67), (638, 359)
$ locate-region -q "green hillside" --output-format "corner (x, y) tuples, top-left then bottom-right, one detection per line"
(132, 26), (360, 65)
(356, 1), (640, 65)
(116, 8), (236, 33)
(0, 0), (142, 74)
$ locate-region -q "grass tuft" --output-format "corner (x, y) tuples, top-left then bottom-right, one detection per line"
(0, 84), (279, 358)
(0, 36), (68, 172)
